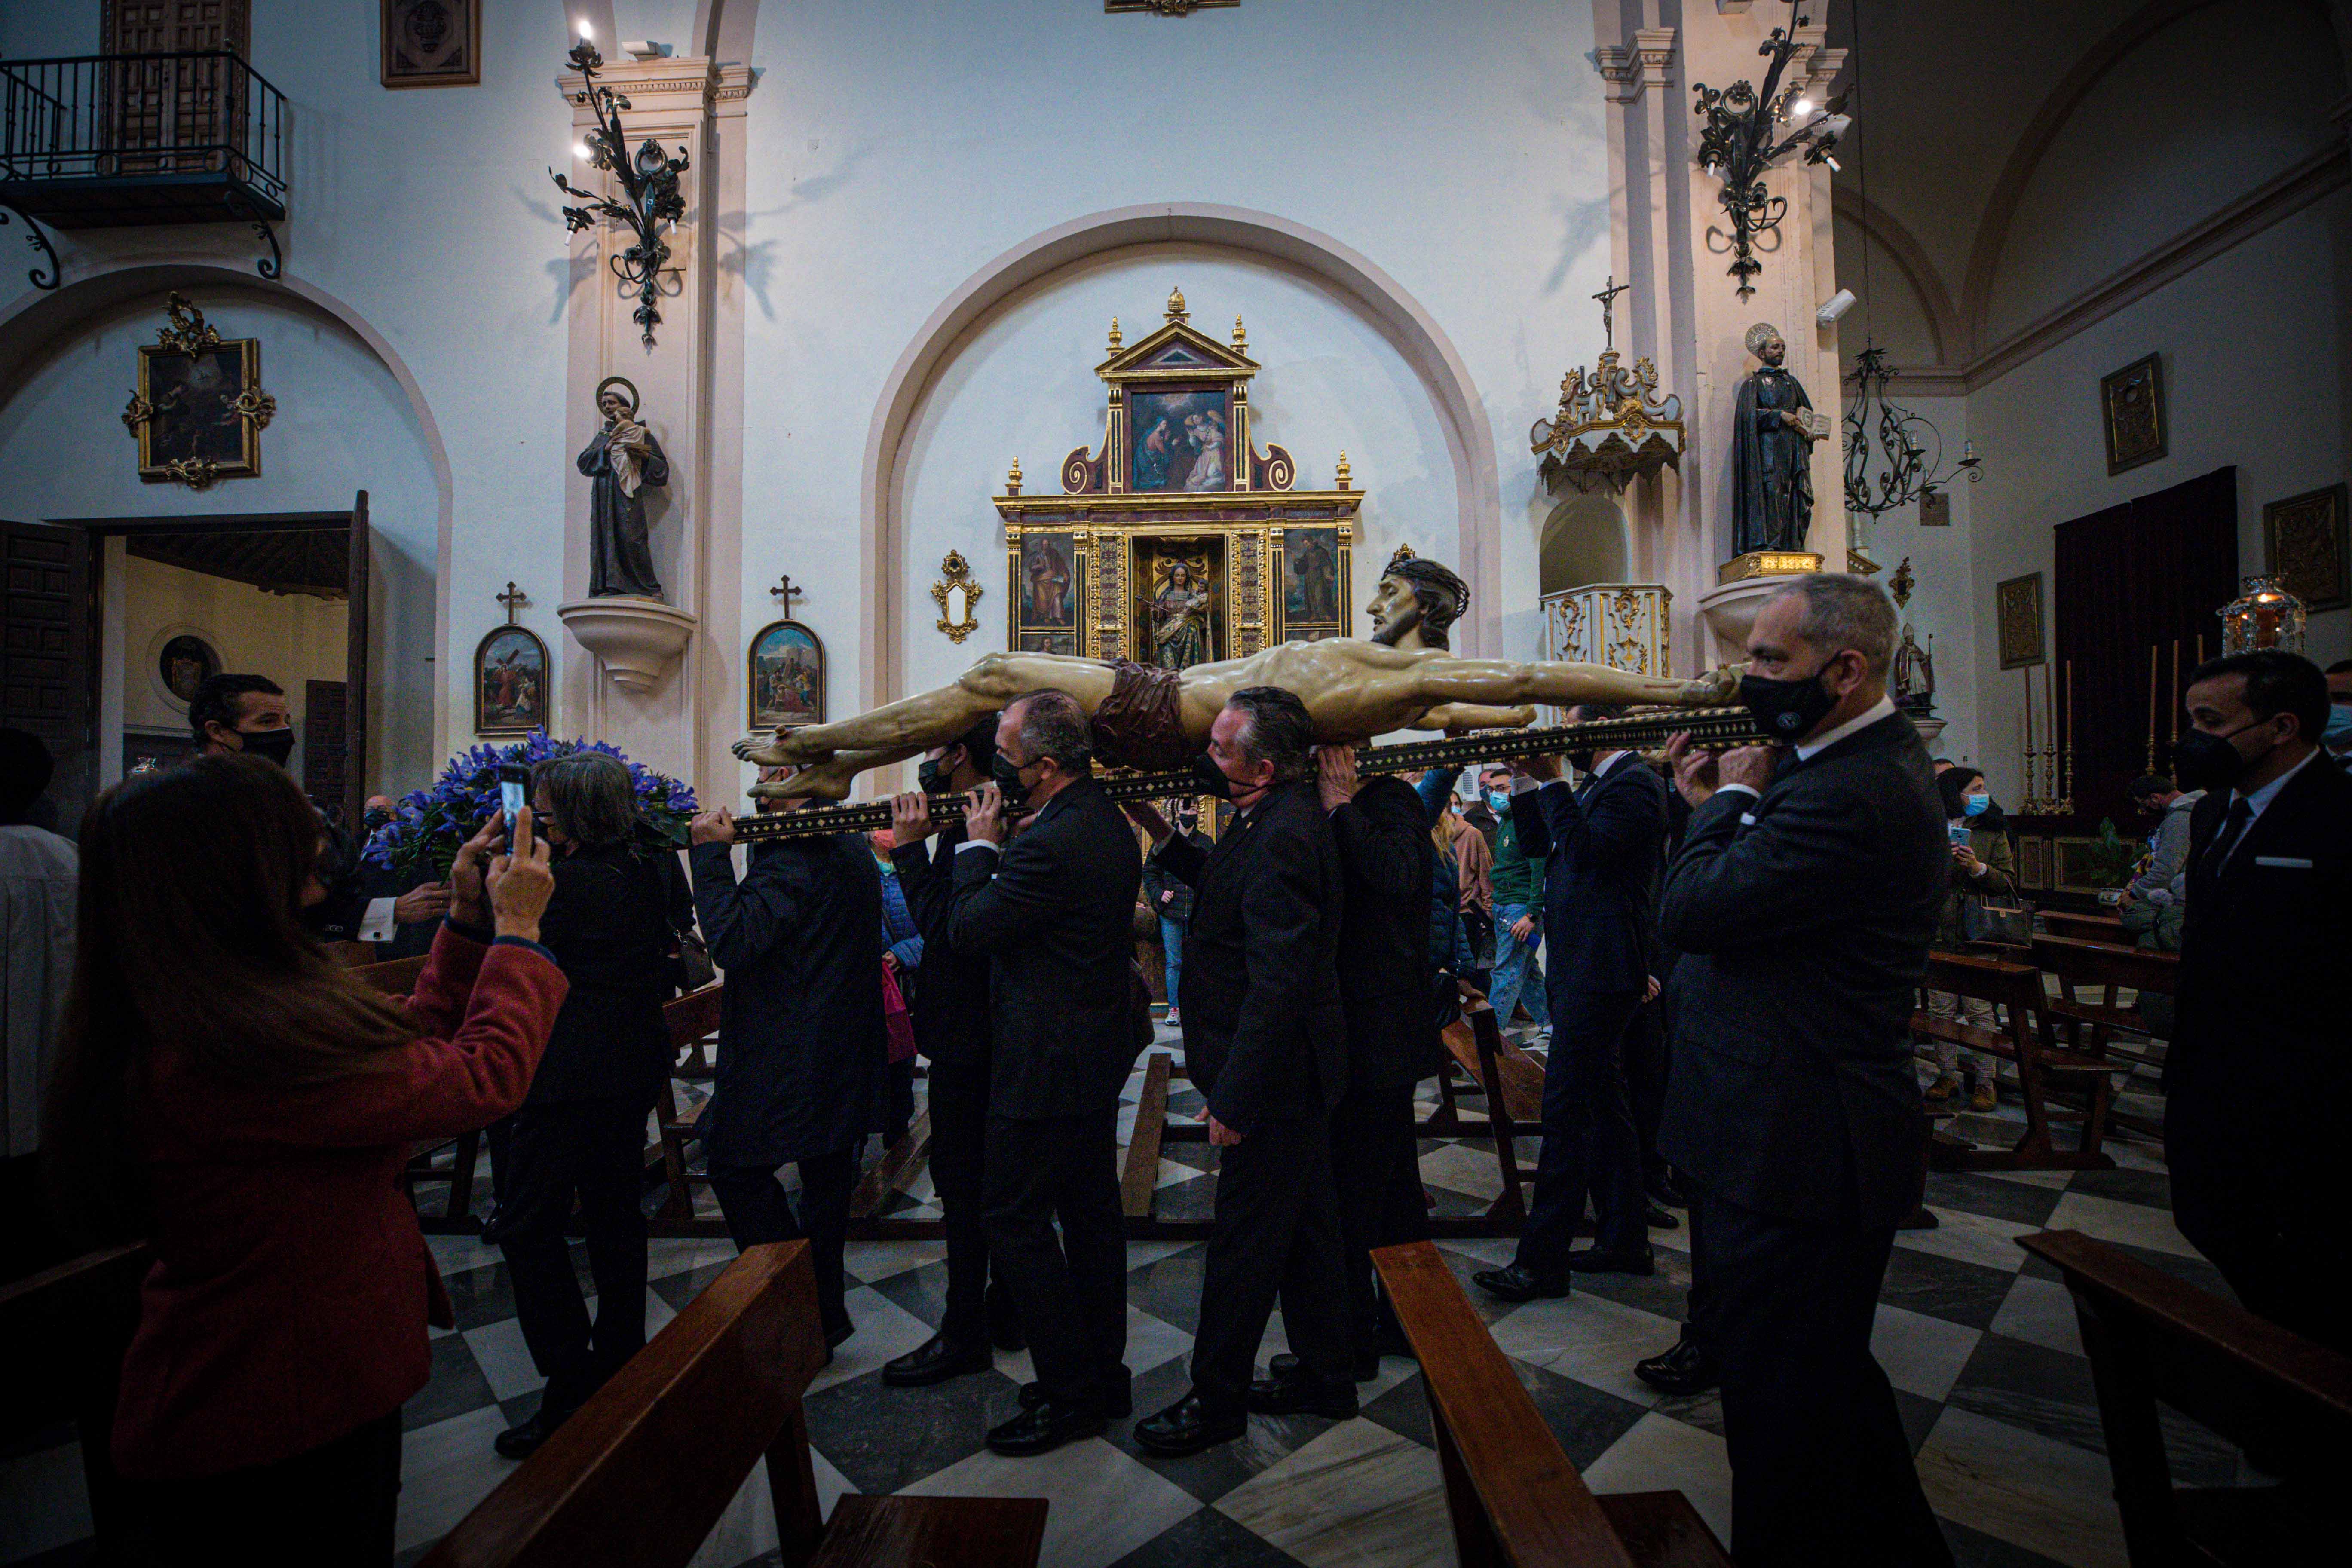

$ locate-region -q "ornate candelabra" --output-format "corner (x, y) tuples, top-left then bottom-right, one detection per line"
(550, 30), (690, 346)
(1692, 2), (1850, 299)
(2015, 661), (2074, 816)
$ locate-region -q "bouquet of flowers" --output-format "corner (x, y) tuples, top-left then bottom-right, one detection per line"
(364, 729), (698, 883)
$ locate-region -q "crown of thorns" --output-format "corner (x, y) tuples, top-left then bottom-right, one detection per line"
(1383, 548), (1469, 622)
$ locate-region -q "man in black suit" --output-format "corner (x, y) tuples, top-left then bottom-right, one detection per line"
(1475, 703), (1669, 1300)
(2167, 649), (2352, 1353)
(1127, 687), (1354, 1455)
(1654, 574), (1951, 1568)
(943, 690), (1145, 1455)
(880, 712), (1023, 1389)
(1300, 744), (1437, 1382)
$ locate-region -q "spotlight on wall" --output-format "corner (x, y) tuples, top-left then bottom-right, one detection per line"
(576, 19), (594, 40)
(1816, 288), (1856, 325)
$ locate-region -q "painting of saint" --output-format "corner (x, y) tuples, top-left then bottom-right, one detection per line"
(1130, 389), (1234, 492)
(1150, 560), (1214, 671)
(748, 621), (825, 729)
(146, 344), (253, 468)
(1021, 534), (1075, 628)
(1016, 629), (1078, 656)
(158, 634), (220, 705)
(474, 626), (551, 735)
(1284, 529), (1340, 626)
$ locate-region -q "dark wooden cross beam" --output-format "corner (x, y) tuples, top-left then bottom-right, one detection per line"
(497, 581), (528, 624)
(771, 574), (803, 617)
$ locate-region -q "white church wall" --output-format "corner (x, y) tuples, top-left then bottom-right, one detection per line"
(0, 289), (441, 794)
(1963, 193), (2350, 813)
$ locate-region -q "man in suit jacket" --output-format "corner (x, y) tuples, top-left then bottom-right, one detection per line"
(2167, 649), (2352, 1354)
(1127, 687), (1355, 1455)
(1654, 575), (1951, 1568)
(1475, 703), (1670, 1301)
(879, 712), (1023, 1389)
(944, 690), (1145, 1455)
(1307, 746), (1437, 1381)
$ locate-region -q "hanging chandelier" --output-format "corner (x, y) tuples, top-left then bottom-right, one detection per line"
(1842, 346), (1981, 517)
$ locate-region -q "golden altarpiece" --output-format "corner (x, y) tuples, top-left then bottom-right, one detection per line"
(994, 288), (1359, 672)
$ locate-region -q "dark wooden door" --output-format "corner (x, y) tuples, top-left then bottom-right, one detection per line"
(1, 520), (89, 830)
(343, 493), (371, 829)
(102, 1), (251, 172)
(304, 679), (347, 814)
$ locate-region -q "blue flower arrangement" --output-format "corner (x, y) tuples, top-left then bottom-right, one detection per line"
(364, 729), (698, 882)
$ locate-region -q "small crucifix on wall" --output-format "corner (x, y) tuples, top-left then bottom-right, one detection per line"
(496, 580), (529, 624)
(771, 573), (805, 616)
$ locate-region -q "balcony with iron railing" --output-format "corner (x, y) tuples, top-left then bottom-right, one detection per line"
(0, 50), (289, 288)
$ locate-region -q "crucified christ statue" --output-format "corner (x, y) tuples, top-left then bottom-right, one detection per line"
(735, 552), (1737, 797)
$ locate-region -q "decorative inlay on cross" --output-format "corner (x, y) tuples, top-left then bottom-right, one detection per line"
(770, 574), (805, 616)
(496, 581), (529, 624)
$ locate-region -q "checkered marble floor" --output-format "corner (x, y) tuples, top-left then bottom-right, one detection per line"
(2, 1028), (2240, 1568)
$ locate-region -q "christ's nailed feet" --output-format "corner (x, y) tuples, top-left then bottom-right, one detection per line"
(1681, 665), (1743, 705)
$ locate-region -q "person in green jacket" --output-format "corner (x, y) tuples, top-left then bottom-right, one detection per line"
(1925, 767), (2017, 1112)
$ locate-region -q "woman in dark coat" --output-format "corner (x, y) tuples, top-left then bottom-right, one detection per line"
(688, 801), (889, 1348)
(486, 752), (682, 1459)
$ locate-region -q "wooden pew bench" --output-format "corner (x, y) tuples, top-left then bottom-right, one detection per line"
(1374, 1240), (1729, 1566)
(654, 983), (726, 1220)
(2020, 1229), (2352, 1563)
(2038, 909), (2128, 946)
(1914, 951), (2115, 1171)
(1422, 988), (1541, 1232)
(0, 1242), (152, 1553)
(421, 1240), (1046, 1568)
(2030, 934), (2178, 1067)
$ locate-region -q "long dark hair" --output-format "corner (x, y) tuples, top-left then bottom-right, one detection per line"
(44, 755), (421, 1239)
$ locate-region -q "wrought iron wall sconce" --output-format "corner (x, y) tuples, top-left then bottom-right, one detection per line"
(550, 29), (690, 346)
(933, 551), (983, 643)
(1842, 345), (1981, 518)
(1692, 2), (1849, 300)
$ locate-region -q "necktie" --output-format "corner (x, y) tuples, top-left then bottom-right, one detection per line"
(2202, 797), (2254, 874)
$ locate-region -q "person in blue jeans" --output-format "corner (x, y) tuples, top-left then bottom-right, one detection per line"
(1416, 766), (1548, 1035)
(1141, 800), (1209, 1024)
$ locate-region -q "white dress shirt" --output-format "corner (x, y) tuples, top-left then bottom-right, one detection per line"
(2209, 747), (2320, 871)
(1715, 695), (1898, 807)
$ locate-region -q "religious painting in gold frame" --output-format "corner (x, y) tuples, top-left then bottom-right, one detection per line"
(998, 288), (1359, 669)
(1996, 572), (2044, 671)
(121, 294), (273, 490)
(2263, 483), (2348, 613)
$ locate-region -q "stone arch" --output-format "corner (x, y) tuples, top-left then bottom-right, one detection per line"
(0, 260), (458, 741)
(858, 202), (1504, 709)
(1538, 493), (1630, 596)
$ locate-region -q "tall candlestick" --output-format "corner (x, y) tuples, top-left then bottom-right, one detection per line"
(2146, 643), (2159, 773)
(2170, 639), (2180, 750)
(2023, 668), (2037, 807)
(2064, 660), (2075, 802)
(2045, 660), (2058, 801)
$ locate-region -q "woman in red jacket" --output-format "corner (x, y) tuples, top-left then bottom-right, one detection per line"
(42, 755), (568, 1565)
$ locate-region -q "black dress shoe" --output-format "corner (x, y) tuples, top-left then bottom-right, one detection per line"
(1565, 1245), (1655, 1275)
(1246, 1369), (1358, 1419)
(1644, 1201), (1680, 1230)
(1017, 1369), (1132, 1417)
(1268, 1349), (1380, 1384)
(493, 1407), (570, 1460)
(1633, 1328), (1719, 1396)
(824, 1319), (856, 1349)
(986, 1281), (1027, 1353)
(1649, 1172), (1693, 1208)
(985, 1399), (1104, 1457)
(882, 1332), (991, 1388)
(1133, 1393), (1248, 1456)
(1472, 1264), (1572, 1302)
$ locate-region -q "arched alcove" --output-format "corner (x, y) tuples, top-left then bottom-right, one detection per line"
(1538, 493), (1630, 596)
(860, 202), (1503, 709)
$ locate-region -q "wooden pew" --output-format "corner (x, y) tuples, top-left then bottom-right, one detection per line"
(1914, 951), (2116, 1172)
(1121, 1050), (1173, 1220)
(653, 983), (726, 1221)
(1374, 1240), (1729, 1567)
(0, 1242), (152, 1553)
(2019, 1229), (2352, 1563)
(2039, 910), (2128, 946)
(2030, 934), (2178, 1064)
(1422, 987), (1540, 1232)
(420, 1240), (1046, 1568)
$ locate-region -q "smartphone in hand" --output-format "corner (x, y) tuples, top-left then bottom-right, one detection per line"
(498, 762), (530, 824)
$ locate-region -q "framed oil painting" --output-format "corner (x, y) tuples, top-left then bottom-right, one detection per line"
(1277, 526), (1346, 642)
(2016, 835), (2049, 891)
(474, 625), (551, 736)
(1128, 388), (1234, 492)
(747, 619), (825, 730)
(156, 632), (219, 709)
(1011, 531), (1084, 655)
(1996, 572), (2045, 670)
(134, 334), (264, 486)
(382, 0), (481, 88)
(1135, 539), (1222, 671)
(2101, 353), (2166, 475)
(2263, 483), (2348, 613)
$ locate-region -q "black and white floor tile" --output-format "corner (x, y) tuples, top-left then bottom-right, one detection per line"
(0, 1027), (2241, 1568)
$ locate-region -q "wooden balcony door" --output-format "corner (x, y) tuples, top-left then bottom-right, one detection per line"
(101, 1), (251, 174)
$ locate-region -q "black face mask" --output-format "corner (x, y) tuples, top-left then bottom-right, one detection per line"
(239, 727), (297, 768)
(2173, 720), (2275, 795)
(1739, 666), (1840, 743)
(991, 753), (1034, 807)
(1189, 753), (1236, 801)
(916, 755), (953, 796)
(1175, 812), (1199, 834)
(1565, 749), (1596, 775)
(361, 808), (392, 834)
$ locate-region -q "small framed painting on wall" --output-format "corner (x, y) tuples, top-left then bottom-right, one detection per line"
(1996, 572), (2044, 670)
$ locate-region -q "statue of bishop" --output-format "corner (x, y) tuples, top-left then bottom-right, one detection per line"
(1730, 322), (1826, 557)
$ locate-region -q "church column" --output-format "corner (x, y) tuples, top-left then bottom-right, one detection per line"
(554, 48), (755, 786)
(1593, 0), (1850, 667)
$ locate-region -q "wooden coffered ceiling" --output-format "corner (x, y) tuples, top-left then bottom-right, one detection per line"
(127, 526), (348, 599)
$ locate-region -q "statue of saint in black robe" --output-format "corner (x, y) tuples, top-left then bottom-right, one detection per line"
(1730, 325), (1821, 557)
(580, 411), (671, 599)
